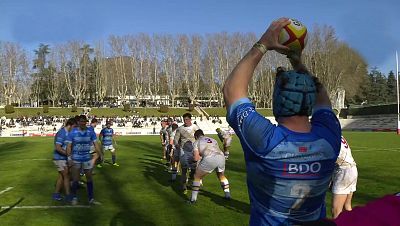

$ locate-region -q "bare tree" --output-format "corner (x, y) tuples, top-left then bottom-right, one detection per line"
(109, 35), (128, 104)
(61, 41), (87, 106)
(0, 42), (29, 105)
(93, 41), (108, 104)
(159, 35), (178, 106)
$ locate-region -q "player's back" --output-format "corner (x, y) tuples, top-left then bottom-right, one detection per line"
(196, 136), (224, 157)
(227, 100), (341, 225)
(246, 126), (339, 225)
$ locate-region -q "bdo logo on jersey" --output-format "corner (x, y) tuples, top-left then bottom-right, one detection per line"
(285, 162), (321, 175)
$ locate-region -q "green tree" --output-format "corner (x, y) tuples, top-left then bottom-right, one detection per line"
(386, 71), (397, 103)
(80, 44), (94, 105)
(32, 44), (51, 106)
(367, 68), (387, 104)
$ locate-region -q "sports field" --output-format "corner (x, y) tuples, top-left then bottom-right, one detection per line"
(0, 132), (399, 226)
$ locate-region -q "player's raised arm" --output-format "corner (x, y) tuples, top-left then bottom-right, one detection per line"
(223, 18), (290, 108)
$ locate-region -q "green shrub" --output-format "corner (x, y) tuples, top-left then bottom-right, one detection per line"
(43, 105), (49, 113)
(159, 105), (169, 113)
(4, 105), (15, 114)
(71, 106), (78, 112)
(348, 104), (397, 116)
(339, 108), (349, 119)
(123, 104), (131, 112)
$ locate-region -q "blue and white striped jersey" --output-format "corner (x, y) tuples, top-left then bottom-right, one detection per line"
(227, 98), (341, 225)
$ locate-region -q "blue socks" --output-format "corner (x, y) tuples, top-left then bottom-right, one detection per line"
(87, 181), (94, 200)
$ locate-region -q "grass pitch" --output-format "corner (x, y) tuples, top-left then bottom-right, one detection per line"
(0, 132), (399, 225)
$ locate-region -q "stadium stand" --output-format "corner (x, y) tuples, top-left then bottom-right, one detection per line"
(0, 113), (397, 137)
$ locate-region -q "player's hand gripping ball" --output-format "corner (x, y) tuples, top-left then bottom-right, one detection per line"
(278, 18), (308, 53)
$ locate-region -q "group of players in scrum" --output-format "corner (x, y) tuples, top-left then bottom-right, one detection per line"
(51, 112), (357, 217)
(52, 115), (118, 205)
(159, 113), (232, 203)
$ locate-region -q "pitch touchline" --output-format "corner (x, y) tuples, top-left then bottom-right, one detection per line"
(0, 205), (91, 209)
(351, 147), (400, 152)
(0, 187), (14, 195)
(14, 159), (50, 162)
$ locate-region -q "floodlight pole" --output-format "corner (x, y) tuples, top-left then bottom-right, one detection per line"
(396, 51), (400, 134)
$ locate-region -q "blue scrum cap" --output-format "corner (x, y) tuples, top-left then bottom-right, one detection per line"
(272, 70), (317, 118)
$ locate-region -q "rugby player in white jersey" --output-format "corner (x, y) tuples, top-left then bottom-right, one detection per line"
(160, 120), (169, 160)
(174, 113), (200, 194)
(331, 136), (358, 218)
(216, 128), (233, 160)
(189, 129), (231, 203)
(165, 118), (174, 164)
(52, 118), (76, 201)
(168, 123), (179, 181)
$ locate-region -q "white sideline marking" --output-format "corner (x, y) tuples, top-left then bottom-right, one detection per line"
(352, 146), (400, 152)
(0, 205), (91, 209)
(4, 159), (50, 164)
(0, 187), (14, 195)
(15, 159), (50, 162)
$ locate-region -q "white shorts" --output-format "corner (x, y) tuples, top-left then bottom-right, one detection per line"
(103, 145), (115, 152)
(198, 155), (225, 173)
(53, 160), (68, 172)
(224, 138), (232, 147)
(90, 145), (95, 154)
(72, 160), (93, 171)
(332, 166), (358, 194)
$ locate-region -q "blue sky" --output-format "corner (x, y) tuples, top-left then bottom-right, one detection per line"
(1, 0), (399, 74)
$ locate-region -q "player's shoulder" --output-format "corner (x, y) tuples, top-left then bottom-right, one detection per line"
(70, 127), (78, 133)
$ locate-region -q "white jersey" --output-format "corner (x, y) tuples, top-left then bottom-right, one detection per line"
(174, 124), (200, 148)
(193, 136), (224, 157)
(169, 130), (176, 144)
(222, 130), (231, 140)
(337, 136), (356, 168)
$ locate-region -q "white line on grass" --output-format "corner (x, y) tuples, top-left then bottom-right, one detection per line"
(0, 187), (13, 195)
(0, 205), (91, 209)
(351, 146), (400, 152)
(2, 159), (51, 164)
(14, 159), (50, 162)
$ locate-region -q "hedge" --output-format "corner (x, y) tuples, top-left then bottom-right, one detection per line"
(4, 105), (15, 114)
